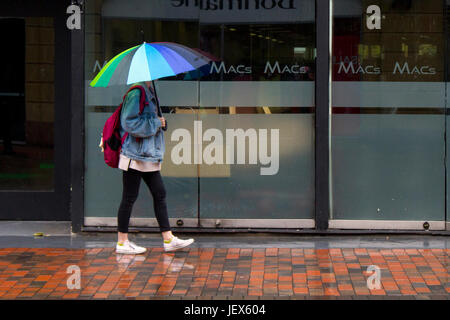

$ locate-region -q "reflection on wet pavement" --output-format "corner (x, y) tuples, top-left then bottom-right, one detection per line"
(0, 234), (449, 249)
(0, 247), (448, 299)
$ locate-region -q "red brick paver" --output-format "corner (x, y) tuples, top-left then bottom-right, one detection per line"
(0, 248), (448, 299)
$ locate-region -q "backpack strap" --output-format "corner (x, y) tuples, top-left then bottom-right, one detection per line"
(124, 85), (148, 115)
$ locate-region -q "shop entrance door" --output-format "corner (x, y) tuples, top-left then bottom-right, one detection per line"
(0, 1), (71, 220)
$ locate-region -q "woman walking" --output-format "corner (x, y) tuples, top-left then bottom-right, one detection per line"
(115, 80), (194, 254)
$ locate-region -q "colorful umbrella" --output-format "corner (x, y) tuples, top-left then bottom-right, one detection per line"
(90, 42), (211, 87)
(183, 64), (211, 80)
(184, 48), (221, 80)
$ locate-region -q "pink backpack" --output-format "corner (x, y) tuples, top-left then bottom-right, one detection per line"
(100, 85), (148, 168)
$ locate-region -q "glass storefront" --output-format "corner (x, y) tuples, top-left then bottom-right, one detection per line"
(84, 0), (316, 228)
(446, 0), (449, 229)
(83, 0), (449, 230)
(330, 0), (447, 230)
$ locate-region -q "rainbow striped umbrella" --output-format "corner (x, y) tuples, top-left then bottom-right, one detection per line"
(90, 42), (211, 87)
(183, 48), (220, 80)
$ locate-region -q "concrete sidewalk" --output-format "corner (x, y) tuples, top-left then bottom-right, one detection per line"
(0, 221), (449, 249)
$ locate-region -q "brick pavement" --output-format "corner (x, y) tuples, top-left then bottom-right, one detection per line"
(0, 248), (448, 299)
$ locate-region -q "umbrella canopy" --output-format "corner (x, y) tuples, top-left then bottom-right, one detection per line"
(90, 42), (211, 87)
(183, 48), (221, 80)
(183, 64), (211, 80)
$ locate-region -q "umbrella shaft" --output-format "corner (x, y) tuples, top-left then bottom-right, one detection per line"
(152, 80), (162, 117)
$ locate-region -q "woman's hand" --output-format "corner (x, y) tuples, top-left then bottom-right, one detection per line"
(159, 117), (166, 128)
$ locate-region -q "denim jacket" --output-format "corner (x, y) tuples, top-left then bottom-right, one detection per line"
(119, 82), (165, 162)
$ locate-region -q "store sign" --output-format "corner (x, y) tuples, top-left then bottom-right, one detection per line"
(171, 121), (280, 175)
(264, 61), (309, 74)
(209, 61), (309, 75)
(337, 62), (381, 75)
(210, 62), (252, 74)
(102, 0), (313, 23)
(171, 0), (296, 10)
(335, 59), (436, 76)
(393, 62), (436, 75)
(93, 60), (108, 73)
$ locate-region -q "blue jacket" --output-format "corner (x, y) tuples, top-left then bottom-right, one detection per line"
(119, 82), (165, 162)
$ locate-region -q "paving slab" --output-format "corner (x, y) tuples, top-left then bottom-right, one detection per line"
(0, 246), (447, 300)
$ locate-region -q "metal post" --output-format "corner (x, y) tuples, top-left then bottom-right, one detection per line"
(70, 7), (85, 233)
(315, 0), (332, 230)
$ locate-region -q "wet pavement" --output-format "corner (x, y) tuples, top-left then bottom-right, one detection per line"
(0, 233), (450, 250)
(0, 230), (448, 299)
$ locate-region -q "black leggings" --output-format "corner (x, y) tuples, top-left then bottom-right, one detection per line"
(117, 168), (171, 233)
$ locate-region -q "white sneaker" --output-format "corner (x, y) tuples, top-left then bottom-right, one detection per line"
(163, 236), (194, 252)
(116, 240), (147, 254)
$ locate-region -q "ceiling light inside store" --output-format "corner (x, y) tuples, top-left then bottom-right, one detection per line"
(294, 47), (306, 54)
(229, 28), (236, 31)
